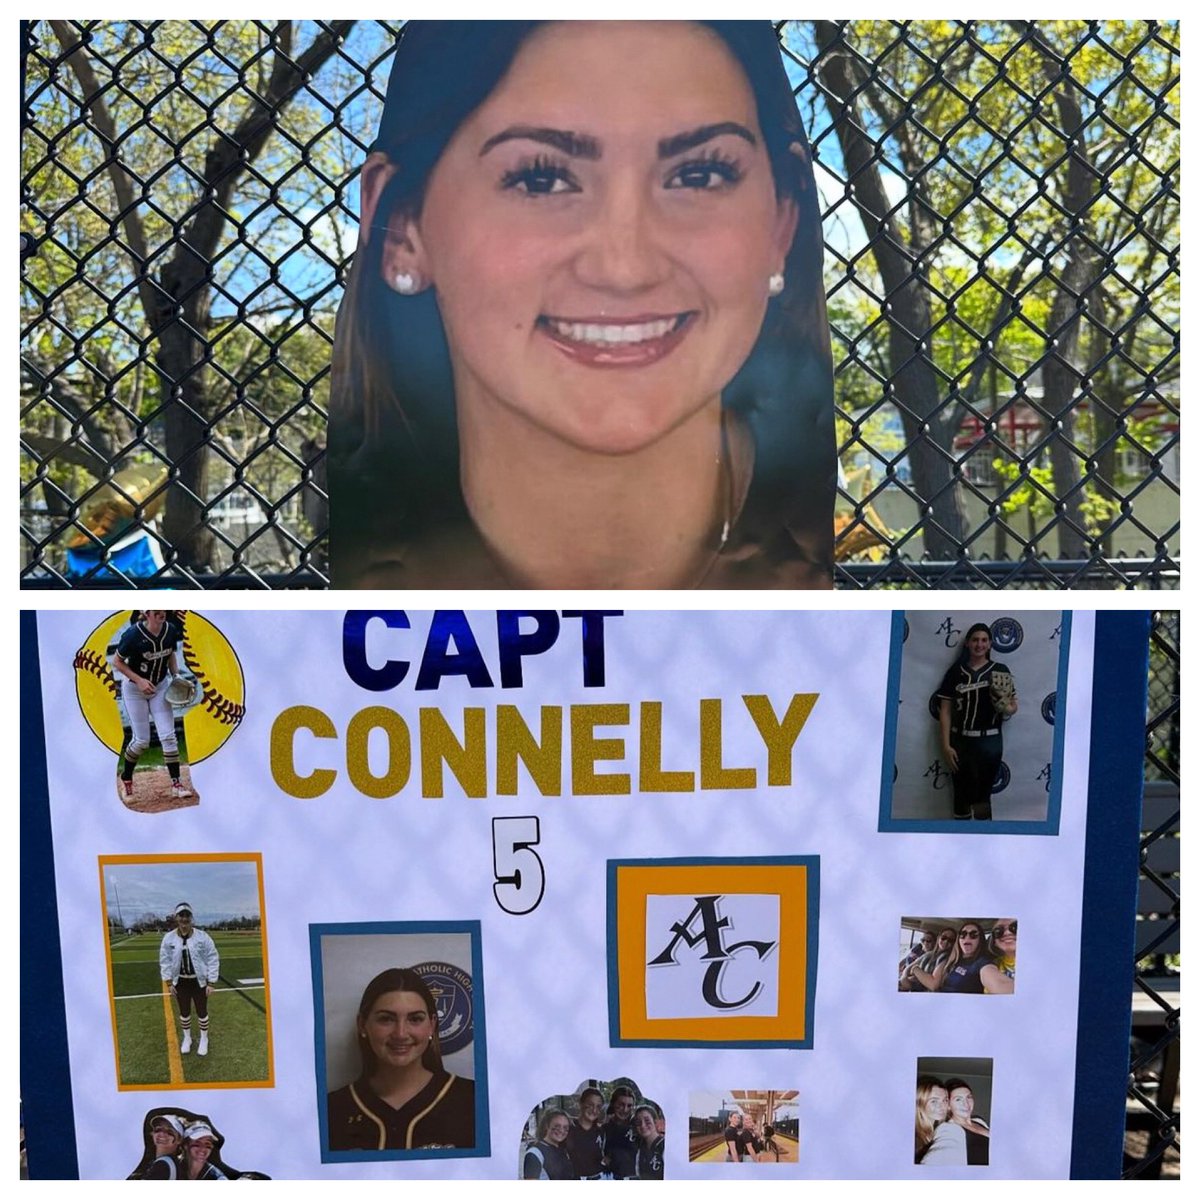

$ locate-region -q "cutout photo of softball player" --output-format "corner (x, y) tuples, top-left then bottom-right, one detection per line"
(72, 609), (245, 814)
(99, 854), (273, 1091)
(110, 609), (198, 807)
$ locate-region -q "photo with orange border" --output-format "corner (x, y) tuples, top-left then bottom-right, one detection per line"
(98, 853), (273, 1090)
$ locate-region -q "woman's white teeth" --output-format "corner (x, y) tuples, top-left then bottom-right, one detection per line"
(550, 318), (678, 345)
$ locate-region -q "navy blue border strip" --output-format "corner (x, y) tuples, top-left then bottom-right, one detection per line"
(1069, 610), (1151, 1178)
(309, 920), (491, 1163)
(20, 611), (80, 1179)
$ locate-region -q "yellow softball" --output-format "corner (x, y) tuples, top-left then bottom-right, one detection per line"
(74, 611), (245, 764)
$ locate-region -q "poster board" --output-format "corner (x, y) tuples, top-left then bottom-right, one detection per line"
(21, 609), (1148, 1179)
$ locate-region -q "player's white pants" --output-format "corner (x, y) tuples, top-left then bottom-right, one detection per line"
(122, 677), (178, 755)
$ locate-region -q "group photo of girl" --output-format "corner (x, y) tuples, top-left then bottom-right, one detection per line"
(127, 1109), (269, 1179)
(687, 1090), (799, 1163)
(898, 917), (1018, 994)
(519, 1079), (664, 1180)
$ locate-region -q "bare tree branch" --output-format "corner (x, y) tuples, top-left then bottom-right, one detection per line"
(47, 20), (162, 321)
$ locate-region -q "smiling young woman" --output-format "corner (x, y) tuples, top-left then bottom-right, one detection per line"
(330, 20), (834, 589)
(326, 968), (475, 1152)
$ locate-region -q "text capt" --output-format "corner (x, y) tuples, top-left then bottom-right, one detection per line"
(342, 609), (622, 691)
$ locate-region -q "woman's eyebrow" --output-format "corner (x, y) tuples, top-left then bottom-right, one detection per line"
(658, 122), (757, 158)
(479, 125), (601, 159)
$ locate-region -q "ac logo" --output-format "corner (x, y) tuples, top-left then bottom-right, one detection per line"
(936, 617), (963, 648)
(647, 894), (778, 1015)
(924, 760), (951, 789)
(608, 858), (818, 1048)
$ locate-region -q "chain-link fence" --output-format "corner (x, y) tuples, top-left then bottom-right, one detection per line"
(1126, 610), (1180, 1178)
(20, 21), (1179, 587)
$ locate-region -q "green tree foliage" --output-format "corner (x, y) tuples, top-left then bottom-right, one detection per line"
(791, 19), (1178, 562)
(22, 20), (375, 574)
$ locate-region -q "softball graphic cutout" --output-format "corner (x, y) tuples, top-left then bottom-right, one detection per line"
(74, 610), (245, 767)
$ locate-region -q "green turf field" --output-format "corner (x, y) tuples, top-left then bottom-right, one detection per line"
(118, 725), (191, 773)
(108, 930), (271, 1087)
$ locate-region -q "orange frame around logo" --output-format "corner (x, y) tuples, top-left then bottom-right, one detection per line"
(608, 857), (818, 1047)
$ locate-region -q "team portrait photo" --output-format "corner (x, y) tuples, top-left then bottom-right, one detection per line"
(518, 1078), (665, 1180)
(898, 917), (1018, 995)
(98, 854), (272, 1089)
(688, 1090), (798, 1163)
(880, 611), (1067, 830)
(311, 921), (488, 1162)
(72, 609), (245, 812)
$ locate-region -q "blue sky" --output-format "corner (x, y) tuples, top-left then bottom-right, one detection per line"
(102, 858), (261, 923)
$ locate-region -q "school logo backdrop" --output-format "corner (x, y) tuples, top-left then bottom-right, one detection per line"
(412, 961), (473, 1057)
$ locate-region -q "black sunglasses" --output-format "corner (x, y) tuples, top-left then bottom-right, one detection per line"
(959, 929), (981, 939)
(992, 921), (1018, 936)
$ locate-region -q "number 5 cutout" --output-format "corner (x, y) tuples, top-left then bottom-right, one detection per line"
(492, 816), (546, 915)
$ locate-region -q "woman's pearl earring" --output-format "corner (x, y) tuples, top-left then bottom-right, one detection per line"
(768, 273), (785, 297)
(392, 271), (420, 295)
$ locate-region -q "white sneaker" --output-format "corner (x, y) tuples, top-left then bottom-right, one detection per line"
(198, 1033), (209, 1057)
(172, 780), (194, 799)
(180, 1031), (192, 1054)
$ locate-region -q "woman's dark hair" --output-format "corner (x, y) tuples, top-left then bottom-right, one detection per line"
(330, 20), (834, 583)
(954, 623), (994, 668)
(355, 967), (442, 1075)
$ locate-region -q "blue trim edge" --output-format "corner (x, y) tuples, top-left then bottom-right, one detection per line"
(20, 611), (80, 1178)
(1069, 610), (1151, 1178)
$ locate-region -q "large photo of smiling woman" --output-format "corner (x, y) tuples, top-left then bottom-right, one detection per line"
(329, 20), (834, 589)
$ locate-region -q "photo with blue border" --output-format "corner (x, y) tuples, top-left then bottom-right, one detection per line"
(309, 920), (490, 1163)
(606, 856), (820, 1049)
(877, 611), (1071, 835)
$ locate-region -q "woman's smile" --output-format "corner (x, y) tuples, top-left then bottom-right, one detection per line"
(362, 989), (433, 1071)
(537, 312), (696, 366)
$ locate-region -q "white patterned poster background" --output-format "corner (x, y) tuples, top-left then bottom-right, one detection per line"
(35, 610), (1095, 1179)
